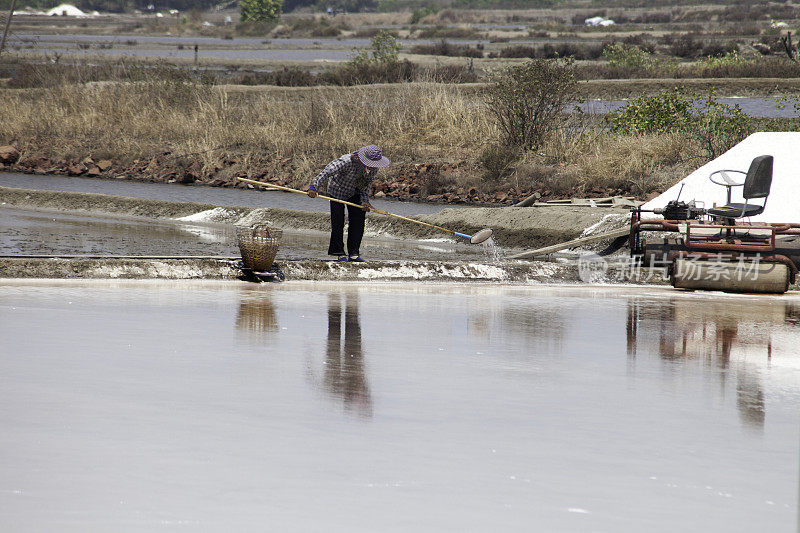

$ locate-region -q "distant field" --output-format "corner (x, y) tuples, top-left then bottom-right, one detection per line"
(2, 2), (800, 204)
(5, 2), (799, 64)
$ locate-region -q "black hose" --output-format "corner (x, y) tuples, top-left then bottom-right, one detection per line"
(597, 235), (628, 256)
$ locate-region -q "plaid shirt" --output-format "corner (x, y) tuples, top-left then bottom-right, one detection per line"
(311, 153), (376, 204)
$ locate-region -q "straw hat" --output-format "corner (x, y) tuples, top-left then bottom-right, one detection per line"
(357, 145), (390, 168)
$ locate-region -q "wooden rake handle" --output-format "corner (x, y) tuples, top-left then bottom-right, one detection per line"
(236, 177), (467, 238)
(237, 177), (363, 209)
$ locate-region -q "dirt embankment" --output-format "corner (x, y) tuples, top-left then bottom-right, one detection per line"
(0, 186), (230, 219)
(0, 149), (639, 210)
(0, 78), (788, 205)
(0, 144), (536, 207)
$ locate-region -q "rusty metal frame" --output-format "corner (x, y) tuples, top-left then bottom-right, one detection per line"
(632, 219), (800, 234)
(629, 217), (800, 285)
(684, 223), (776, 252)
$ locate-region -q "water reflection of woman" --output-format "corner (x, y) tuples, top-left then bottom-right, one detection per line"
(323, 292), (373, 418)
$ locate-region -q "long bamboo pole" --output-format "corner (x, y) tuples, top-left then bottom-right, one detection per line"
(236, 177), (474, 240)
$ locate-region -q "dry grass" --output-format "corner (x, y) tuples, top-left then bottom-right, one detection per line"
(0, 81), (497, 187)
(0, 77), (730, 199)
(319, 12), (412, 28)
(498, 126), (699, 197)
(536, 132), (696, 196)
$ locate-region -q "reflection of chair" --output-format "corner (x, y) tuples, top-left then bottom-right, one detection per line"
(707, 155), (772, 220)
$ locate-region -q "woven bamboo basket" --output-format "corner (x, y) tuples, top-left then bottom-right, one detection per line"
(236, 224), (283, 271)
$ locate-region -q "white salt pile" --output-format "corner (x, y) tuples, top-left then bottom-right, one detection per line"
(45, 4), (96, 17)
(642, 132), (800, 223)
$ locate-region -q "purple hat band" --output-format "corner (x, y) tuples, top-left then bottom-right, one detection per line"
(357, 145), (390, 168)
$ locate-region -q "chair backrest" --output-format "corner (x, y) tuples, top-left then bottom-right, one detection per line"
(743, 155), (772, 199)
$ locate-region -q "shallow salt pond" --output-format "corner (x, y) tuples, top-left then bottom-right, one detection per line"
(1, 282), (798, 531)
(0, 206), (485, 261)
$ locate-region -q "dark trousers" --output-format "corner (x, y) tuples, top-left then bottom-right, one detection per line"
(328, 193), (365, 257)
(324, 293), (371, 416)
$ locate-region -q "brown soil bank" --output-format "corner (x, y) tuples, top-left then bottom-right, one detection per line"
(0, 186), (628, 250)
(0, 152), (532, 207)
(6, 77), (790, 209)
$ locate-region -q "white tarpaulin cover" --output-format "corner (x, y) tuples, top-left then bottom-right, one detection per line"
(642, 132), (800, 223)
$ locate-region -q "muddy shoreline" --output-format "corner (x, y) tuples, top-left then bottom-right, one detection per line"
(0, 185), (636, 281)
(3, 169), (799, 290)
(0, 256), (669, 285)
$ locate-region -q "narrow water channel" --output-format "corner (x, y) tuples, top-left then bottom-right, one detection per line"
(1, 172), (454, 216)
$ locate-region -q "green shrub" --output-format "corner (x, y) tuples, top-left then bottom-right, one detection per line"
(691, 91), (753, 158)
(486, 58), (578, 151)
(239, 0), (281, 23)
(349, 30), (400, 66)
(700, 50), (745, 68)
(612, 89), (753, 158)
(611, 90), (693, 135)
(602, 42), (655, 71)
